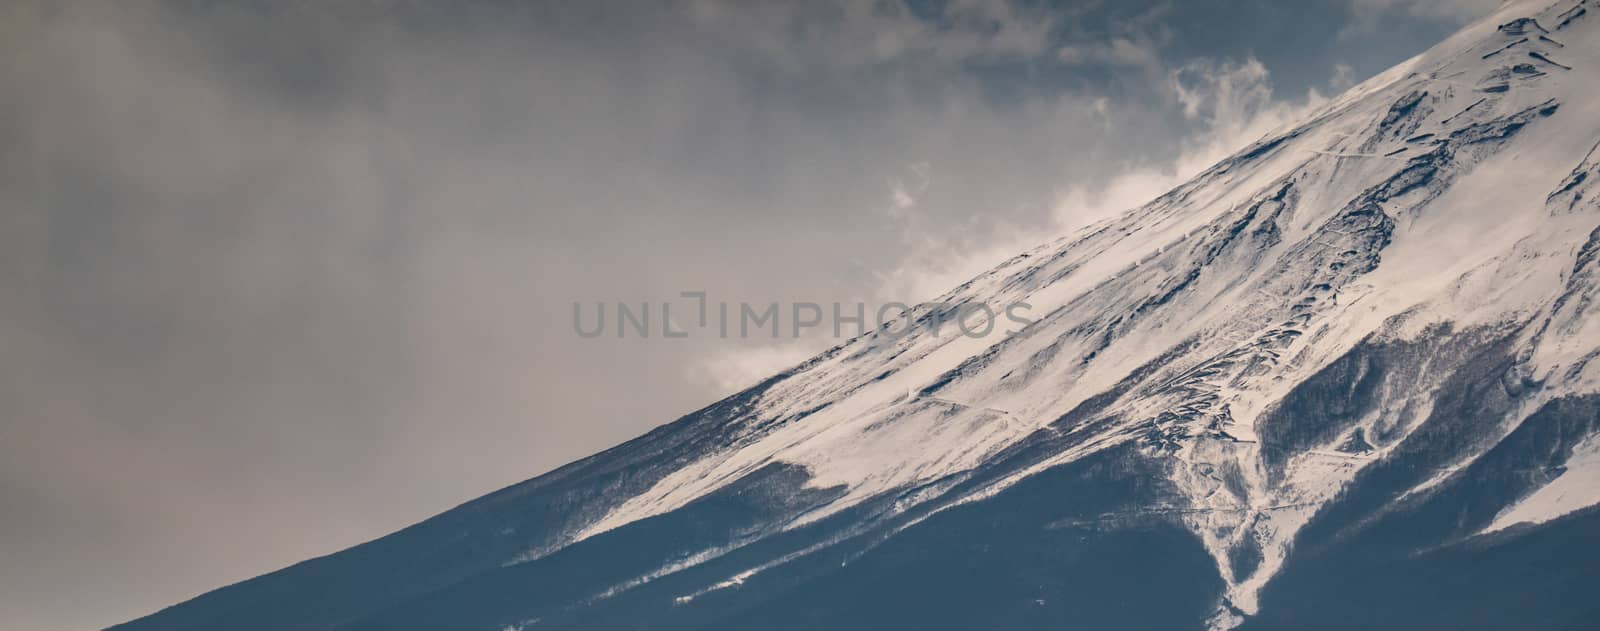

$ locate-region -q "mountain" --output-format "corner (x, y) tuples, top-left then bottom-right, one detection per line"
(113, 1), (1600, 629)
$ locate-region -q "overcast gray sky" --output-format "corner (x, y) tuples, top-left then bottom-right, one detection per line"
(0, 0), (1497, 628)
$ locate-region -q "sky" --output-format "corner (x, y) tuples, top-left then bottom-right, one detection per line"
(0, 0), (1500, 629)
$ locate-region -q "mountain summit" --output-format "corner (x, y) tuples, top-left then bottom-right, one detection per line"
(115, 1), (1600, 629)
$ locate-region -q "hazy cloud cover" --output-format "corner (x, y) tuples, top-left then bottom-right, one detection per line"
(0, 1), (1491, 628)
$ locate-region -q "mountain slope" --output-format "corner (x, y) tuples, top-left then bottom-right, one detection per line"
(113, 1), (1600, 629)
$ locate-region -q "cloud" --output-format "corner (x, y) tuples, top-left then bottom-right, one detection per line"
(884, 56), (1335, 307)
(1350, 0), (1504, 20)
(1057, 37), (1164, 71)
(1058, 57), (1335, 228)
(1340, 0), (1503, 38)
(690, 341), (821, 393)
(695, 52), (1341, 394)
(683, 0), (1060, 70)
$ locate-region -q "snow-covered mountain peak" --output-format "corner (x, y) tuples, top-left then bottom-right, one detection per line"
(110, 3), (1600, 630)
(557, 1), (1600, 622)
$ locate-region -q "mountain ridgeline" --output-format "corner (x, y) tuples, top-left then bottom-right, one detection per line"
(115, 1), (1600, 629)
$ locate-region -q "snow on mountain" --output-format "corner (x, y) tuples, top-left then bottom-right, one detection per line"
(571, 0), (1600, 619)
(110, 1), (1600, 630)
